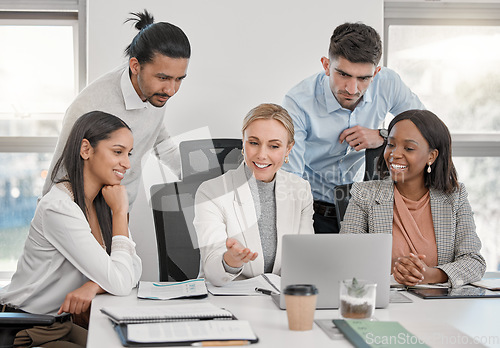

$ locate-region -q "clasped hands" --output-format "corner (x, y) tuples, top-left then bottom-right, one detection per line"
(223, 238), (258, 268)
(393, 253), (447, 286)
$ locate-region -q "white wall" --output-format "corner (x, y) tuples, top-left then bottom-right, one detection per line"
(88, 0), (383, 280)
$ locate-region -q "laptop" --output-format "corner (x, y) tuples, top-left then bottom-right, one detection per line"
(272, 234), (392, 310)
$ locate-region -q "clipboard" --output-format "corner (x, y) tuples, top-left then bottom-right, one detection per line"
(113, 320), (259, 347)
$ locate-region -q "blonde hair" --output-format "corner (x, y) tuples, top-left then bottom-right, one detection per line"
(241, 103), (294, 144)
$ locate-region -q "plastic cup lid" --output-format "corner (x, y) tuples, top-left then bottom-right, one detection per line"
(283, 284), (319, 296)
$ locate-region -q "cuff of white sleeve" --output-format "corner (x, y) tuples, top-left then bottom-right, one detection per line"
(222, 258), (243, 274)
(111, 235), (136, 255)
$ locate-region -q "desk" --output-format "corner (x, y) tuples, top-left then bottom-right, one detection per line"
(88, 290), (500, 347)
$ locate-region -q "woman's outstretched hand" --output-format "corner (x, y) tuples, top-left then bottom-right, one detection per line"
(223, 238), (258, 268)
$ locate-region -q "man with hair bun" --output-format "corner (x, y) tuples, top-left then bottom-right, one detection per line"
(282, 22), (424, 234)
(43, 9), (190, 207)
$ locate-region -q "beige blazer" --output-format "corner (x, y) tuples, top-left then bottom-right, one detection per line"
(340, 180), (486, 287)
(194, 163), (314, 286)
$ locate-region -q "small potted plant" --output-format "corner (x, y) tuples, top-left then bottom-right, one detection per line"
(339, 278), (377, 319)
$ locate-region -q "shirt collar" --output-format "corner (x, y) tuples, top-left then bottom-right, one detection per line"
(323, 72), (374, 114)
(323, 74), (342, 114)
(121, 67), (149, 110)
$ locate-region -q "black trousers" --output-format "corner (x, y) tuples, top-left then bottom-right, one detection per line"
(313, 212), (339, 234)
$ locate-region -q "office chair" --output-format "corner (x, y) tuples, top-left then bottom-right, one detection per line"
(0, 313), (55, 348)
(363, 144), (384, 181)
(334, 145), (385, 229)
(151, 138), (243, 281)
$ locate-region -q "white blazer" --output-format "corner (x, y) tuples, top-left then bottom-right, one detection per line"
(194, 163), (314, 286)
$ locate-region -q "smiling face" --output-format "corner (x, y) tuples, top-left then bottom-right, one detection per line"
(384, 119), (438, 188)
(83, 127), (134, 188)
(129, 53), (189, 108)
(243, 119), (293, 183)
(321, 56), (380, 111)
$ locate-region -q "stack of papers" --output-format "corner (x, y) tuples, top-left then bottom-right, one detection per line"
(206, 274), (281, 296)
(122, 320), (258, 345)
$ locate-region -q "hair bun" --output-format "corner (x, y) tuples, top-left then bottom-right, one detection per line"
(125, 9), (154, 31)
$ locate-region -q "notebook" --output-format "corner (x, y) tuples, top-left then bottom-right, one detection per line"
(272, 234), (392, 309)
(333, 319), (429, 348)
(100, 302), (234, 324)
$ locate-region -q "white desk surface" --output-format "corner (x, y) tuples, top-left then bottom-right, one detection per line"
(88, 289), (500, 348)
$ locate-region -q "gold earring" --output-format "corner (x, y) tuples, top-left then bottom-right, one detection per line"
(284, 156), (289, 164)
(427, 162), (432, 173)
(241, 149), (244, 155)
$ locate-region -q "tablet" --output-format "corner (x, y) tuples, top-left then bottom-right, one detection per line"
(408, 286), (500, 299)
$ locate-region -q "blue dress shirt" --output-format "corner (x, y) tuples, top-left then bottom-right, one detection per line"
(282, 67), (424, 204)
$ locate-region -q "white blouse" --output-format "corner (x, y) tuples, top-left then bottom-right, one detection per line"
(0, 184), (142, 315)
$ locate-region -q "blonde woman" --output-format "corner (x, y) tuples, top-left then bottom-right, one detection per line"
(194, 103), (314, 286)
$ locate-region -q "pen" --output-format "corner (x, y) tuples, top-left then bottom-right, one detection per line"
(255, 287), (275, 295)
(191, 340), (250, 346)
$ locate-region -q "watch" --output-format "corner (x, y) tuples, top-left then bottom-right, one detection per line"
(379, 128), (388, 140)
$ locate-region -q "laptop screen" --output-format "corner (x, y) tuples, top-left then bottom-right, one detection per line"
(278, 234), (392, 309)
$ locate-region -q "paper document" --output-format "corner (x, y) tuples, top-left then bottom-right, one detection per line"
(207, 273), (281, 295)
(472, 278), (500, 291)
(137, 278), (207, 300)
(126, 320), (257, 344)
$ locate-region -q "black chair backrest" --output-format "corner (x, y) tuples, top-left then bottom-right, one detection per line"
(334, 144), (385, 230)
(180, 139), (243, 178)
(0, 313), (54, 348)
(334, 183), (353, 228)
(151, 139), (243, 281)
(364, 144), (384, 181)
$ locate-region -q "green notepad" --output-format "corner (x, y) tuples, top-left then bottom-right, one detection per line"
(333, 319), (430, 348)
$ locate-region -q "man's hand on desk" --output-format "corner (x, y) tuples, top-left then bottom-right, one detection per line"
(339, 126), (384, 151)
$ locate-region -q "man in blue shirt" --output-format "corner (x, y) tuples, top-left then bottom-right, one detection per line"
(282, 22), (424, 233)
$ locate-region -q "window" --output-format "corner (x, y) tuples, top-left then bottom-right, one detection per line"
(0, 153), (52, 274)
(385, 1), (500, 271)
(0, 22), (76, 136)
(386, 24), (500, 133)
(0, 1), (86, 281)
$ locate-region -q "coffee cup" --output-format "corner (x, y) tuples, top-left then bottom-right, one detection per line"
(283, 284), (318, 331)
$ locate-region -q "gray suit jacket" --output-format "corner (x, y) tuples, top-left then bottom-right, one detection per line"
(340, 180), (485, 287)
(194, 163), (314, 286)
